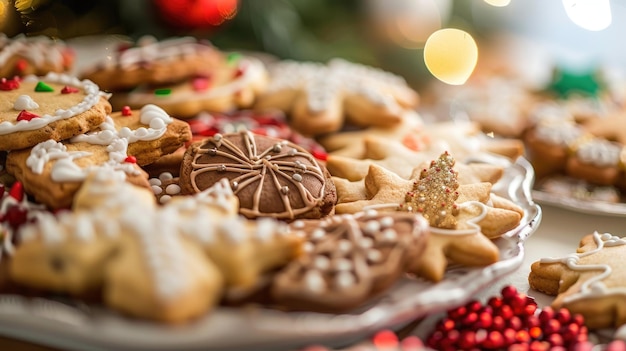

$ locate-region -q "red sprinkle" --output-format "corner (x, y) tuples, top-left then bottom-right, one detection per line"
(61, 86), (80, 94)
(8, 181), (24, 201)
(121, 106), (132, 116)
(192, 76), (212, 91)
(0, 77), (20, 91)
(311, 149), (328, 161)
(124, 155), (137, 164)
(15, 59), (28, 72)
(233, 67), (245, 78)
(16, 110), (40, 121)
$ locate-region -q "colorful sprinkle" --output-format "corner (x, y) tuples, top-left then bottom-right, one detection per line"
(8, 181), (24, 202)
(227, 52), (241, 65)
(121, 106), (133, 116)
(16, 110), (40, 122)
(0, 77), (20, 91)
(15, 59), (28, 72)
(192, 76), (211, 92)
(124, 155), (137, 164)
(154, 88), (171, 96)
(34, 81), (54, 92)
(60, 86), (80, 94)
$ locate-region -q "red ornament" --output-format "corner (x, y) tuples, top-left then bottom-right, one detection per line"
(153, 0), (239, 30)
(0, 77), (20, 90)
(124, 155), (137, 164)
(121, 106), (133, 116)
(16, 110), (40, 122)
(61, 86), (80, 94)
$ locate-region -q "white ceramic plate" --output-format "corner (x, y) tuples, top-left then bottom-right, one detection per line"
(532, 189), (626, 217)
(0, 155), (541, 351)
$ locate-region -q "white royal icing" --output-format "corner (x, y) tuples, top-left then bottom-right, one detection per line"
(71, 104), (172, 144)
(0, 33), (68, 69)
(267, 58), (414, 114)
(13, 95), (39, 110)
(576, 139), (621, 167)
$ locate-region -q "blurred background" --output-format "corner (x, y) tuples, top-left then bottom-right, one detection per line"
(0, 0), (624, 90)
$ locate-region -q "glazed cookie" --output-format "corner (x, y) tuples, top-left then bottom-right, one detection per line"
(80, 36), (224, 92)
(272, 210), (429, 312)
(255, 58), (419, 136)
(529, 232), (626, 329)
(111, 55), (268, 118)
(0, 34), (74, 78)
(0, 73), (111, 151)
(179, 131), (337, 220)
(10, 173), (302, 323)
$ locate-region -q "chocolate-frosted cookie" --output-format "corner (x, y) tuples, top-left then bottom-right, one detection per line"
(271, 210), (429, 312)
(179, 131), (336, 220)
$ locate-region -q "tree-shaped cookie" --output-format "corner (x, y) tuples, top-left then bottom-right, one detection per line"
(400, 152), (460, 229)
(529, 231), (626, 329)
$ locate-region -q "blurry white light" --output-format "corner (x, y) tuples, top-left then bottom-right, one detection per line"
(563, 0), (612, 31)
(484, 0), (511, 7)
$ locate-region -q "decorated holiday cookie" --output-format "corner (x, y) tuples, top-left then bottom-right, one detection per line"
(71, 104), (191, 166)
(9, 173), (302, 323)
(272, 210), (429, 312)
(142, 109), (327, 177)
(0, 73), (111, 151)
(5, 104), (189, 209)
(0, 34), (74, 78)
(326, 130), (521, 183)
(110, 55), (268, 118)
(179, 131), (337, 220)
(255, 58), (419, 136)
(80, 36), (224, 92)
(529, 231), (626, 329)
(333, 153), (524, 282)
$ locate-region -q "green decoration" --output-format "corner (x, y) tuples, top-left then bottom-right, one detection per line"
(34, 81), (54, 92)
(154, 88), (172, 96)
(547, 68), (605, 98)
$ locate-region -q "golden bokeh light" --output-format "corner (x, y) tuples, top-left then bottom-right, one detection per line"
(424, 28), (478, 85)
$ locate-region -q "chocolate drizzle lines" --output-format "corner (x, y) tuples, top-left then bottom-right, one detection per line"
(190, 131), (326, 219)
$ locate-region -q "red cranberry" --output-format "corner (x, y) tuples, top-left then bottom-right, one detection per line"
(501, 285), (518, 300)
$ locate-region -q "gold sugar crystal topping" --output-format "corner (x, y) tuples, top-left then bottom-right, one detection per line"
(399, 152), (460, 228)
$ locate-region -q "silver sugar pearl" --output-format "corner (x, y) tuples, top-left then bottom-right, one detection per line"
(280, 186), (290, 195)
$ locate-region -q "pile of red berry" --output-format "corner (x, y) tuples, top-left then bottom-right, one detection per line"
(425, 286), (588, 351)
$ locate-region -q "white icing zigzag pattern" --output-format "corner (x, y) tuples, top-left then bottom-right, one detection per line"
(540, 231), (626, 303)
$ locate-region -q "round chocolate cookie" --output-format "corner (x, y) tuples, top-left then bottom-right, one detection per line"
(179, 131), (336, 220)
